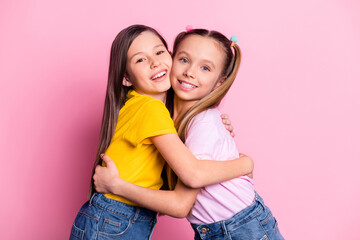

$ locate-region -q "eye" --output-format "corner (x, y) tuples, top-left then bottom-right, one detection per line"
(179, 57), (189, 63)
(136, 58), (145, 63)
(156, 50), (165, 55)
(201, 66), (210, 71)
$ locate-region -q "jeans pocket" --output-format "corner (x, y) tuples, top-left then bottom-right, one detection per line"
(98, 215), (131, 237)
(70, 224), (84, 240)
(70, 205), (98, 240)
(228, 218), (268, 240)
(258, 207), (282, 239)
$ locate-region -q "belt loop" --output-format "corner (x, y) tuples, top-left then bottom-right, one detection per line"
(132, 208), (140, 223)
(255, 192), (265, 210)
(89, 193), (97, 206)
(220, 221), (229, 238)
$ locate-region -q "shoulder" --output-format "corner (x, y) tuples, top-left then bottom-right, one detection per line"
(185, 108), (225, 159)
(123, 92), (173, 129)
(122, 94), (175, 145)
(188, 108), (222, 130)
(186, 108), (224, 145)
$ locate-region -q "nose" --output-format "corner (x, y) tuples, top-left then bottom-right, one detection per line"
(183, 65), (195, 79)
(150, 57), (160, 69)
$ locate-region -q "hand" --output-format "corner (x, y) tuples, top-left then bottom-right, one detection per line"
(93, 154), (121, 194)
(239, 153), (254, 179)
(221, 114), (235, 137)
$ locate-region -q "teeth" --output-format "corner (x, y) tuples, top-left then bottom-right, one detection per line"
(180, 81), (196, 88)
(152, 71), (166, 80)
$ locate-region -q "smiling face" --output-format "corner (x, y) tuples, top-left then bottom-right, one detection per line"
(125, 31), (172, 101)
(170, 35), (226, 106)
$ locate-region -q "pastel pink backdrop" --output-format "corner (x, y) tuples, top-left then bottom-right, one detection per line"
(1, 0), (359, 239)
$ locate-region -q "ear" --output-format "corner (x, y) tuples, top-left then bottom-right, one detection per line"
(215, 76), (226, 88)
(122, 77), (133, 87)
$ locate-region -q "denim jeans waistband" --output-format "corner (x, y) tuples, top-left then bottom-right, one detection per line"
(191, 192), (265, 238)
(89, 193), (157, 221)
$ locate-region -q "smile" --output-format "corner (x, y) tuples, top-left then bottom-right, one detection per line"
(151, 70), (167, 80)
(178, 80), (197, 89)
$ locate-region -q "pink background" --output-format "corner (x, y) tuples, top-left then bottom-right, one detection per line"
(1, 0), (359, 239)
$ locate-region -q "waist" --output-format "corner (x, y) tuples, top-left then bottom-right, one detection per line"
(90, 193), (157, 220)
(187, 177), (255, 224)
(191, 192), (264, 235)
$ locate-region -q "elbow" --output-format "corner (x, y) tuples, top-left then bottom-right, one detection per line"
(171, 208), (190, 219)
(243, 155), (254, 175)
(171, 200), (193, 218)
(181, 171), (203, 189)
(187, 180), (202, 189)
(178, 165), (203, 188)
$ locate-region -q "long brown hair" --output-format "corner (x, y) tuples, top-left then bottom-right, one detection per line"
(88, 25), (169, 198)
(166, 29), (242, 189)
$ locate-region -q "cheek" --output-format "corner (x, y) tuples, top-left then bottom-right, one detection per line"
(166, 55), (173, 66)
(128, 66), (146, 83)
(170, 62), (183, 76)
(202, 76), (219, 91)
(160, 54), (172, 66)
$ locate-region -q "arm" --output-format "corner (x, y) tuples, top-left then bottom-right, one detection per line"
(94, 155), (199, 218)
(151, 134), (253, 188)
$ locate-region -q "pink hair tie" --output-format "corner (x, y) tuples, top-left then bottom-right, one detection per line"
(186, 25), (193, 32)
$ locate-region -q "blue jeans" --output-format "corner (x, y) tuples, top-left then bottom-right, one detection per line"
(70, 193), (157, 240)
(191, 193), (284, 240)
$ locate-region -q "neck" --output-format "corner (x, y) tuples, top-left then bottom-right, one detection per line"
(172, 95), (198, 126)
(133, 88), (167, 102)
(153, 93), (167, 103)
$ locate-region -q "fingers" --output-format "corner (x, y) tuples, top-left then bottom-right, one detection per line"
(100, 153), (115, 167)
(93, 165), (101, 180)
(226, 124), (233, 132)
(225, 125), (235, 137)
(221, 114), (235, 137)
(221, 114), (231, 126)
(221, 114), (228, 119)
(221, 114), (231, 125)
(93, 167), (103, 192)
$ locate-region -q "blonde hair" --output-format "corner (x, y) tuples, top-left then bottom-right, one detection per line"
(165, 29), (242, 190)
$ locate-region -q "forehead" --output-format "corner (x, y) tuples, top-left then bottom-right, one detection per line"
(128, 31), (164, 55)
(176, 35), (226, 62)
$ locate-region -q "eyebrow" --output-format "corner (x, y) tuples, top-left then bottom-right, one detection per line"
(177, 50), (216, 69)
(129, 44), (165, 61)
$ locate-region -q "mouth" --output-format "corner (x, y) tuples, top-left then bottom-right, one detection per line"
(151, 70), (167, 81)
(178, 80), (198, 90)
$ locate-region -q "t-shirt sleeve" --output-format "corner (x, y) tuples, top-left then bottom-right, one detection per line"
(123, 99), (177, 146)
(185, 114), (223, 160)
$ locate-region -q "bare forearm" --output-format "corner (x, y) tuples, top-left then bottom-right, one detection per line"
(110, 179), (198, 218)
(188, 155), (254, 188)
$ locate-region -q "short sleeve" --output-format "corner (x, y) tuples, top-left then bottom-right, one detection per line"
(123, 99), (177, 146)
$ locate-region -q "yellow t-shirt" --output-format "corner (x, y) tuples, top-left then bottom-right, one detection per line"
(104, 90), (176, 206)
